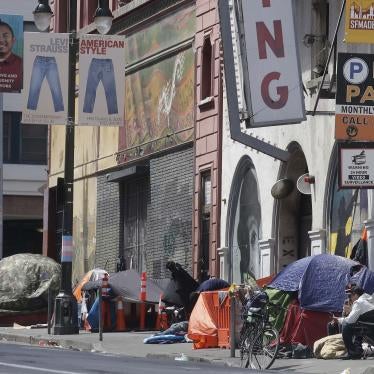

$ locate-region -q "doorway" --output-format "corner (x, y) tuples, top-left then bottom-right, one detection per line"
(276, 145), (312, 271)
(121, 177), (148, 272)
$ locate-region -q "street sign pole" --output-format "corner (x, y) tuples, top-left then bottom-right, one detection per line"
(52, 0), (79, 335)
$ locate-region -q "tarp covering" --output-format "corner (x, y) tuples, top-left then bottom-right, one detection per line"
(86, 297), (116, 330)
(109, 269), (165, 303)
(0, 254), (60, 313)
(269, 254), (357, 312)
(350, 266), (374, 294)
(187, 292), (217, 342)
(265, 288), (295, 332)
(73, 268), (107, 302)
(279, 300), (332, 348)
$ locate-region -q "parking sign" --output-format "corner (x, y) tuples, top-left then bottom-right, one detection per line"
(335, 53), (374, 140)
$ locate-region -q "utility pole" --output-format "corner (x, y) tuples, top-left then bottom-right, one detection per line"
(33, 0), (113, 335)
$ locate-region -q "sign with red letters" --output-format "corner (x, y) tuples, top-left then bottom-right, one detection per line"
(240, 0), (305, 127)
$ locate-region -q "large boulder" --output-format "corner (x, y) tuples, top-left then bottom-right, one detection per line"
(0, 253), (60, 313)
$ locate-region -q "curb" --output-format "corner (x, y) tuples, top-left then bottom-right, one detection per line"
(0, 333), (94, 353)
(147, 352), (210, 363)
(0, 334), (228, 367)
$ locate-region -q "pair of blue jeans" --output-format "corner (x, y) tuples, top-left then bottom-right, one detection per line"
(27, 56), (64, 112)
(83, 58), (118, 115)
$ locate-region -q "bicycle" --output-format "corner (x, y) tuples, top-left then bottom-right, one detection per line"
(238, 291), (280, 370)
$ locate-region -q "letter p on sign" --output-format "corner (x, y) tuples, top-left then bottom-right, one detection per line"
(343, 58), (368, 84)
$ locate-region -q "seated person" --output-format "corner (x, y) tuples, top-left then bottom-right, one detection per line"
(327, 285), (353, 336)
(332, 285), (374, 359)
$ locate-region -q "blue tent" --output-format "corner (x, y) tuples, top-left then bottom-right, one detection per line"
(268, 254), (358, 312)
(350, 266), (374, 294)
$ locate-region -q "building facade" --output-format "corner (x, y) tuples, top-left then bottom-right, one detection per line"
(46, 0), (367, 286)
(46, 0), (222, 284)
(219, 0), (373, 283)
(1, 1), (47, 258)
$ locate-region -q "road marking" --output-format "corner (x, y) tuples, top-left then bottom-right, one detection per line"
(0, 361), (85, 374)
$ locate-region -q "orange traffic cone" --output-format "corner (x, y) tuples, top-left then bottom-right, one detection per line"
(102, 300), (111, 330)
(139, 272), (147, 330)
(115, 296), (126, 331)
(155, 293), (168, 331)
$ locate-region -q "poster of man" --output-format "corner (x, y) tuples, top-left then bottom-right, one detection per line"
(0, 14), (23, 93)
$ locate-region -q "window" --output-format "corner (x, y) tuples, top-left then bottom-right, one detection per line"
(199, 171), (211, 281)
(79, 0), (96, 29)
(20, 124), (48, 164)
(200, 34), (213, 101)
(2, 112), (47, 165)
(3, 113), (11, 163)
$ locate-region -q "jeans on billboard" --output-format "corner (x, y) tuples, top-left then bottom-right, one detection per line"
(27, 56), (65, 112)
(83, 58), (118, 115)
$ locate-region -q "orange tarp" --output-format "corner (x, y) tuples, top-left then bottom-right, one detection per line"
(256, 274), (274, 288)
(187, 292), (218, 349)
(73, 270), (94, 302)
(73, 269), (107, 302)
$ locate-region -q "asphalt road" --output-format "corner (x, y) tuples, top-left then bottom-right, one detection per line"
(0, 342), (275, 374)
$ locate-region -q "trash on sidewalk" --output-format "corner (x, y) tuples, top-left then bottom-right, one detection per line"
(144, 321), (189, 344)
(144, 334), (187, 344)
(313, 333), (346, 359)
(38, 339), (60, 348)
(340, 369), (350, 374)
(175, 353), (189, 361)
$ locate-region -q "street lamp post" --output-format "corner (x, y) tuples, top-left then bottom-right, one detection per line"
(33, 0), (113, 335)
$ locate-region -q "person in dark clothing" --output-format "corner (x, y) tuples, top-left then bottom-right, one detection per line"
(116, 255), (126, 272)
(350, 228), (368, 266)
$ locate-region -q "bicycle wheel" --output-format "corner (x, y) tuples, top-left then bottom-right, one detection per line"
(249, 327), (279, 370)
(239, 324), (254, 368)
(239, 332), (250, 368)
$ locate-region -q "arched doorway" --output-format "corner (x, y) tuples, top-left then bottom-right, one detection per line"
(275, 143), (312, 271)
(227, 156), (262, 283)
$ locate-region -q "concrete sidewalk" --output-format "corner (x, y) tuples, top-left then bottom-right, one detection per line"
(0, 327), (373, 374)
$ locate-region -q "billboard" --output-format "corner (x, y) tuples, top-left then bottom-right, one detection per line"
(345, 0), (374, 43)
(0, 14), (23, 93)
(240, 0), (305, 127)
(78, 34), (125, 126)
(22, 33), (69, 125)
(338, 142), (374, 188)
(335, 53), (374, 140)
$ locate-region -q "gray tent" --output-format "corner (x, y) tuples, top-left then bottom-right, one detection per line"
(109, 269), (168, 303)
